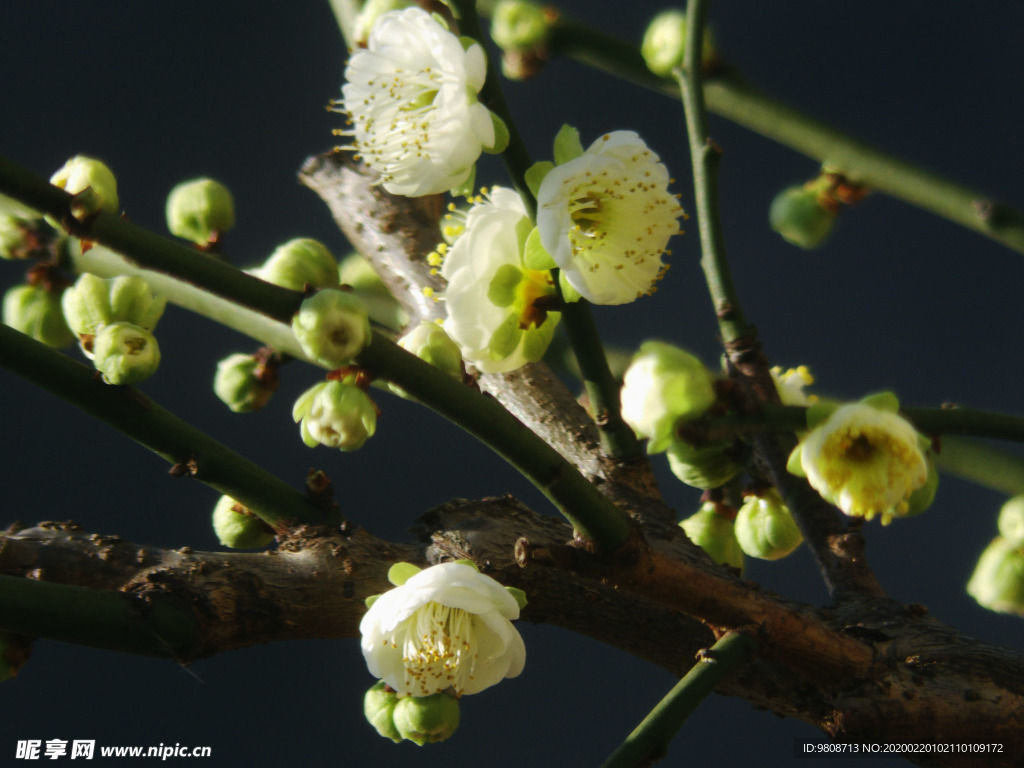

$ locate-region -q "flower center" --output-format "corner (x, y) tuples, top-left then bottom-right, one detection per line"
(397, 601), (477, 696)
(516, 269), (554, 329)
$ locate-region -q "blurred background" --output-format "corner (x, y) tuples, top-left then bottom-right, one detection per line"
(1, 1), (1023, 765)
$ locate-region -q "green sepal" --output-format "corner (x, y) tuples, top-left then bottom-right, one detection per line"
(450, 164), (476, 199)
(861, 391), (900, 414)
(292, 383), (322, 422)
(521, 312), (559, 361)
(488, 312), (523, 359)
(524, 161), (554, 199)
(523, 227), (556, 271)
(487, 263), (523, 308)
(558, 270), (582, 303)
(505, 586), (528, 610)
(364, 594), (380, 609)
(905, 456), (939, 517)
(553, 124), (584, 165)
(452, 558), (479, 571)
(786, 443), (806, 477)
(805, 400), (839, 430)
(432, 10), (452, 28)
(484, 113), (510, 155)
(388, 561), (422, 586)
(459, 35), (476, 50)
(299, 419), (319, 448)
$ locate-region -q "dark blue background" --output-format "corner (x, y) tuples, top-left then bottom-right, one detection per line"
(1, 2), (1023, 765)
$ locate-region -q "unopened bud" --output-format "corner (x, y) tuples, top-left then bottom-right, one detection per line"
(666, 439), (745, 490)
(967, 537), (1024, 616)
(213, 352), (279, 413)
(3, 284), (75, 348)
(91, 322), (160, 385)
(769, 185), (837, 250)
(491, 1), (548, 52)
(364, 681), (403, 743)
(389, 321), (463, 399)
(63, 273), (165, 338)
(734, 488), (803, 560)
(0, 215), (49, 261)
(256, 238), (339, 292)
(998, 496), (1024, 548)
(641, 9), (717, 78)
(49, 155), (119, 221)
(166, 178), (236, 246)
(212, 495), (275, 549)
(291, 289), (371, 367)
(679, 502), (744, 572)
(392, 692), (460, 746)
(292, 379), (377, 451)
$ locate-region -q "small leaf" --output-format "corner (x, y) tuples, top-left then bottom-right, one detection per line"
(523, 227), (556, 271)
(860, 391), (900, 414)
(387, 562), (421, 586)
(524, 161), (554, 199)
(553, 124), (584, 165)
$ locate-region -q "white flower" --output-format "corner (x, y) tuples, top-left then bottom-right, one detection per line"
(791, 402), (928, 525)
(340, 8), (499, 197)
(536, 131), (683, 304)
(441, 187), (559, 373)
(360, 562), (526, 697)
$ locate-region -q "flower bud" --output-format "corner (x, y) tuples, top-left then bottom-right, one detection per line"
(389, 321), (463, 399)
(62, 273), (166, 339)
(998, 496), (1024, 548)
(967, 537), (1024, 616)
(91, 322), (160, 385)
(392, 692), (460, 746)
(620, 341), (717, 454)
(3, 284), (76, 348)
(49, 155), (119, 221)
(291, 289), (371, 367)
(256, 238), (339, 292)
(679, 503), (744, 572)
(292, 379), (377, 451)
(213, 352), (278, 413)
(734, 488), (803, 561)
(363, 681), (403, 743)
(769, 185), (837, 250)
(665, 438), (745, 490)
(211, 495), (275, 549)
(491, 1), (548, 52)
(641, 9), (717, 78)
(0, 215), (49, 261)
(165, 178), (236, 246)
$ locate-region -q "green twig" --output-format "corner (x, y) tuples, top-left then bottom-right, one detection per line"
(934, 437), (1024, 497)
(0, 324), (339, 531)
(0, 573), (198, 659)
(599, 631), (756, 768)
(536, 12), (1024, 259)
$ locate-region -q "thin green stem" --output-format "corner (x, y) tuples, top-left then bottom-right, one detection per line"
(0, 324), (339, 531)
(453, 0), (640, 460)
(934, 437), (1024, 497)
(674, 3), (749, 346)
(0, 573), (198, 659)
(537, 14), (1024, 258)
(599, 631), (756, 768)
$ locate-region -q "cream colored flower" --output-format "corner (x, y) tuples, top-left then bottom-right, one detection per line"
(536, 131), (683, 304)
(360, 562), (526, 697)
(340, 8), (500, 196)
(790, 402), (928, 525)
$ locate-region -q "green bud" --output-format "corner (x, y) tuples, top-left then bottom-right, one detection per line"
(769, 185), (837, 250)
(641, 9), (717, 78)
(91, 322), (160, 385)
(734, 488), (803, 561)
(620, 340), (717, 454)
(353, 0), (415, 45)
(0, 633), (34, 682)
(967, 537), (1024, 616)
(3, 284), (76, 348)
(62, 273), (166, 339)
(211, 495), (275, 549)
(364, 681), (403, 743)
(679, 503), (744, 572)
(166, 178), (236, 246)
(0, 215), (49, 261)
(292, 379), (378, 451)
(213, 352), (278, 413)
(389, 321), (463, 399)
(666, 439), (745, 490)
(491, 0), (548, 52)
(392, 692), (460, 746)
(49, 155), (119, 220)
(998, 496), (1024, 548)
(256, 238), (339, 292)
(291, 289), (371, 367)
